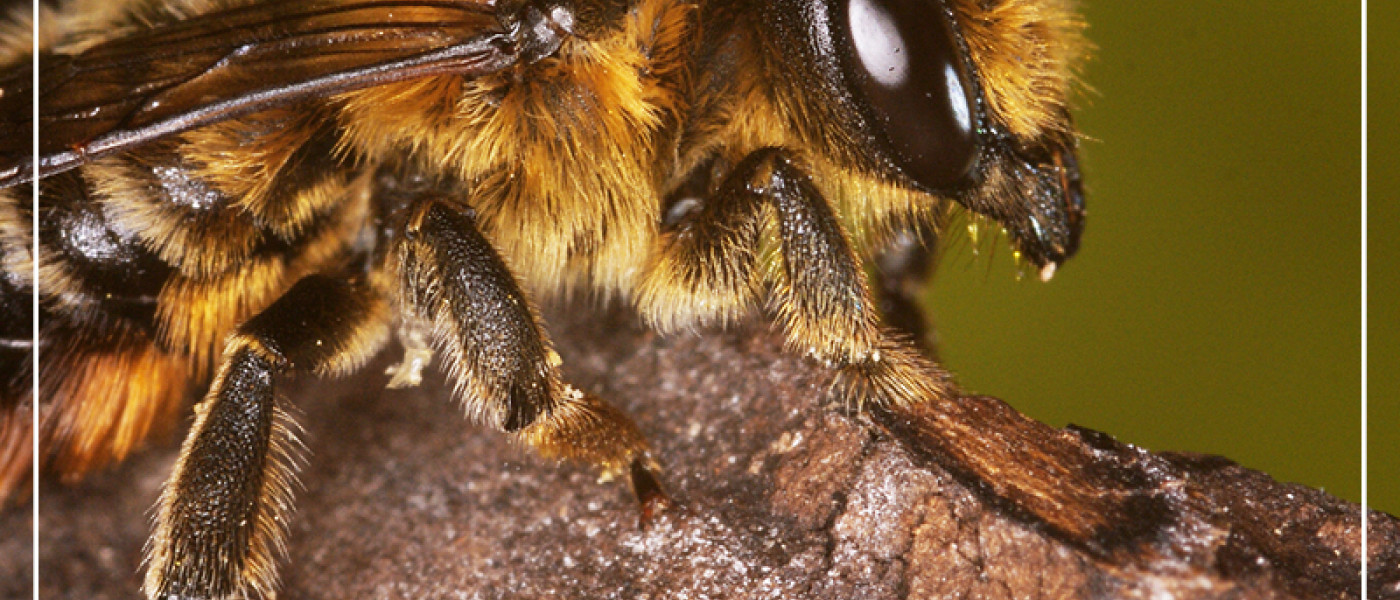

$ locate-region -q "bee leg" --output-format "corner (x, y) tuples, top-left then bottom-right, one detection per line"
(641, 148), (953, 409)
(144, 276), (388, 600)
(393, 198), (667, 518)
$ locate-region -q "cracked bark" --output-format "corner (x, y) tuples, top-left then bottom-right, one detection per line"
(23, 302), (1399, 600)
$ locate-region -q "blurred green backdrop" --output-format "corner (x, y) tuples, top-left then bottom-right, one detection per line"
(926, 3), (1371, 509)
(1368, 4), (1397, 517)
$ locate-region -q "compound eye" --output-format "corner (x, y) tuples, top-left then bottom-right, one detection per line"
(840, 0), (980, 190)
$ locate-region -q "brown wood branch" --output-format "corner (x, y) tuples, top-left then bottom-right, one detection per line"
(26, 305), (1399, 599)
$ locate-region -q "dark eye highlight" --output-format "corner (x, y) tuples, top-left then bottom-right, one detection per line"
(839, 0), (981, 190)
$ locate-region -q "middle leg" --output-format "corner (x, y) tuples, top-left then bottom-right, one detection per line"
(390, 195), (666, 510)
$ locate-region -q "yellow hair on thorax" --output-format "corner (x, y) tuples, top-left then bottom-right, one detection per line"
(337, 0), (694, 300)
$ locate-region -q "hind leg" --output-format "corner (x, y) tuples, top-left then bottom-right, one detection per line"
(390, 195), (666, 513)
(144, 275), (389, 600)
(638, 148), (953, 409)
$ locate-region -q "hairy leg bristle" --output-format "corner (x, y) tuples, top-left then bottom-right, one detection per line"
(393, 196), (660, 506)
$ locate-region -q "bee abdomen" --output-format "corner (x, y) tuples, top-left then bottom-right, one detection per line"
(38, 318), (191, 481)
(0, 185), (32, 503)
(32, 169), (186, 480)
(39, 170), (172, 329)
(37, 106), (368, 482)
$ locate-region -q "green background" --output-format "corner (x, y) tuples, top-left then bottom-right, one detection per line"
(927, 3), (1373, 510)
(1368, 3), (1396, 517)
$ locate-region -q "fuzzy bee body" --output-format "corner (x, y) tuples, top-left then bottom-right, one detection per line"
(2, 0), (1087, 597)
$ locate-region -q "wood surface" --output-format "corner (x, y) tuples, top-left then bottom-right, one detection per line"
(17, 304), (1398, 599)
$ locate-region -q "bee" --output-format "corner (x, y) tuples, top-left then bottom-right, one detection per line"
(0, 3), (33, 508)
(0, 0), (1086, 597)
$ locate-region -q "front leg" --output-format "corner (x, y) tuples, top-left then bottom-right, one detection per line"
(144, 276), (389, 600)
(391, 196), (666, 513)
(638, 148), (952, 409)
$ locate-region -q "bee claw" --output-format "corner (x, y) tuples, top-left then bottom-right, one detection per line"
(629, 457), (674, 528)
(638, 494), (677, 529)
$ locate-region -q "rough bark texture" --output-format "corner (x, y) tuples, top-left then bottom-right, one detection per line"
(29, 306), (1400, 599)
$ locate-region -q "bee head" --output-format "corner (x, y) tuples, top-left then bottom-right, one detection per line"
(759, 0), (1086, 276)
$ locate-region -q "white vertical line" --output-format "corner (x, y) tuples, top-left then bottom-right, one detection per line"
(1360, 0), (1368, 598)
(29, 0), (39, 598)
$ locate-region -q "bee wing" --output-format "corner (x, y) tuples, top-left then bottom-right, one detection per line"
(0, 0), (516, 187)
